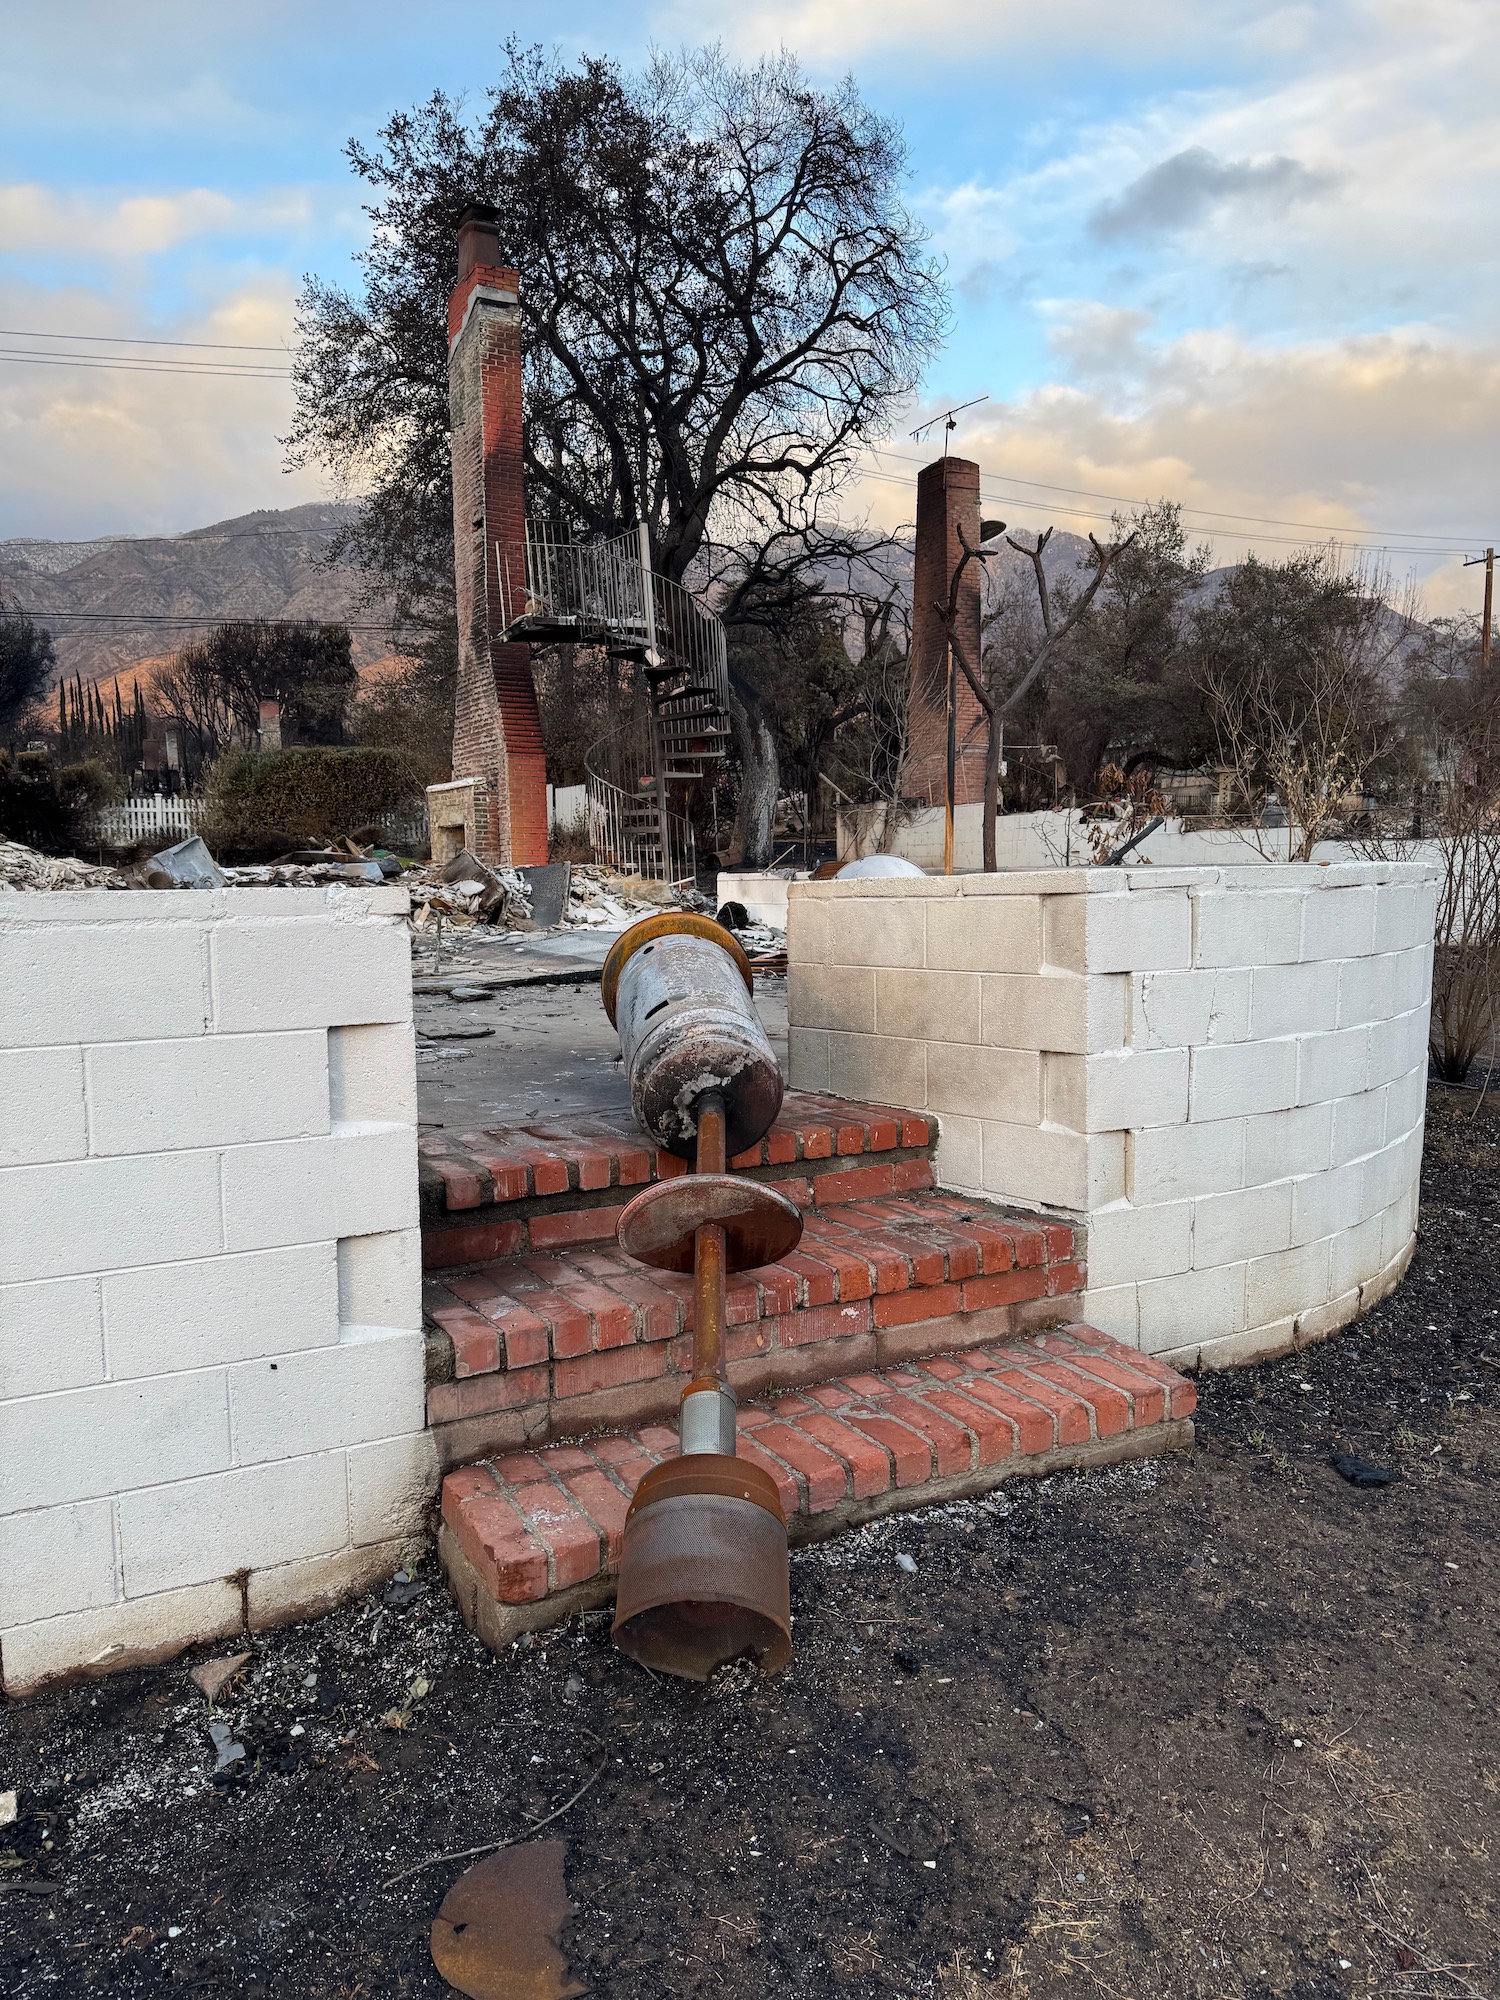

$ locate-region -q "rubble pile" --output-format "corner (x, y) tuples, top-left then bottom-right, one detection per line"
(0, 836), (128, 891)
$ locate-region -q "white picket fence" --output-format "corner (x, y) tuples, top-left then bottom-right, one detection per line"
(89, 795), (206, 850)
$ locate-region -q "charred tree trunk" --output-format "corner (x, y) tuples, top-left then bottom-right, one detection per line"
(728, 673), (778, 870)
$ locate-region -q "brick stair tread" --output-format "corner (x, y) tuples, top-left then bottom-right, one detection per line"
(440, 1326), (1196, 1617)
(425, 1190), (1082, 1380)
(419, 1091), (934, 1216)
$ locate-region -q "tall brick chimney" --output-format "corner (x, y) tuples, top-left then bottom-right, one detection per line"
(441, 203), (548, 866)
(903, 456), (986, 812)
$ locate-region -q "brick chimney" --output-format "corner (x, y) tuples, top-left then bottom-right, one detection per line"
(442, 203), (548, 866)
(903, 456), (986, 812)
(257, 696), (282, 752)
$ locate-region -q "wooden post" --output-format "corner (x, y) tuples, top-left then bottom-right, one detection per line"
(943, 638), (957, 875)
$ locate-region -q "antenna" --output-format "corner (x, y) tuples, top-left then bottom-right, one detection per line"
(909, 395), (990, 456)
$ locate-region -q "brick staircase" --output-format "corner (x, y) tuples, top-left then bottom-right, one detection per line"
(420, 1093), (1196, 1650)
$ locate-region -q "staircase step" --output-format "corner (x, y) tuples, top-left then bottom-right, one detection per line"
(439, 1326), (1196, 1653)
(422, 1187), (1084, 1465)
(419, 1093), (939, 1251)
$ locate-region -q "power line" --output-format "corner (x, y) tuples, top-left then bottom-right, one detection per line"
(1, 524), (344, 551)
(6, 608), (423, 635)
(0, 351), (292, 380)
(0, 326), (294, 353)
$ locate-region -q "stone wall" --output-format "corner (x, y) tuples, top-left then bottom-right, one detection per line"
(0, 886), (434, 1695)
(787, 863), (1437, 1370)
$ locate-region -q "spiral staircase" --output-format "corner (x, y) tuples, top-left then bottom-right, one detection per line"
(496, 524), (731, 885)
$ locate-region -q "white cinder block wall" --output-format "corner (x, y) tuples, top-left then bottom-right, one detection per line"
(787, 862), (1437, 1371)
(0, 886), (435, 1695)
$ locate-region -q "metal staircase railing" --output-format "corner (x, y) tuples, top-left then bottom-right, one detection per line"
(496, 523), (732, 886)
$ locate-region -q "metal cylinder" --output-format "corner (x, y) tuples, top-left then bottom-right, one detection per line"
(679, 1383), (738, 1456)
(613, 929), (783, 1157)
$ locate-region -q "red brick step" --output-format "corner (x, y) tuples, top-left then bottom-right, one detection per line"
(439, 1325), (1196, 1654)
(423, 1190), (1086, 1465)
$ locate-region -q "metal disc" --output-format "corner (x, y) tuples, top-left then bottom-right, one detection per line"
(600, 912), (753, 1026)
(615, 1175), (803, 1274)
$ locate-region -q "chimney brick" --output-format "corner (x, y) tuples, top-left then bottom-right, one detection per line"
(904, 457), (986, 813)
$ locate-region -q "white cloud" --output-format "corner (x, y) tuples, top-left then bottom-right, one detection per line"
(0, 184), (313, 259)
(0, 280), (328, 540)
(849, 317), (1500, 617)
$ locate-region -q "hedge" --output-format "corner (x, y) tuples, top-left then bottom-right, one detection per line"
(203, 746), (424, 856)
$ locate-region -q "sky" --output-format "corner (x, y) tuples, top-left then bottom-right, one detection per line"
(1, 0), (1496, 614)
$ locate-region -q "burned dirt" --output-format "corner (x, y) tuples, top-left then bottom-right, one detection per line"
(3, 1087), (1498, 1999)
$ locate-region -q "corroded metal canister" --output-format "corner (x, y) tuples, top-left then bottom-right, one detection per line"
(601, 914), (783, 1159)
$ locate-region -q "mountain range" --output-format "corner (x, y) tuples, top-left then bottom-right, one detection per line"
(0, 502), (400, 687)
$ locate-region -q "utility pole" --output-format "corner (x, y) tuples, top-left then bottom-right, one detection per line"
(1464, 547), (1494, 674)
(943, 637), (957, 874)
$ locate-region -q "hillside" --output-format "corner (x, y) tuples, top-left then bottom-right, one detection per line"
(0, 503), (405, 685)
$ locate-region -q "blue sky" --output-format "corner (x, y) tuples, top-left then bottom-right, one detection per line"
(2, 0), (1496, 612)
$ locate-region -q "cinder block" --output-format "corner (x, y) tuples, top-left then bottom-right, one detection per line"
(1, 1046), (86, 1166)
(1082, 1281), (1139, 1343)
(1382, 1063), (1427, 1142)
(104, 1242), (339, 1377)
(1366, 1010), (1424, 1091)
(228, 1326), (425, 1465)
(1245, 1238), (1331, 1328)
(1337, 953), (1398, 1030)
(1133, 968), (1251, 1050)
(0, 1579), (242, 1697)
(1243, 1102), (1333, 1184)
(1296, 1026), (1370, 1105)
(0, 1150), (223, 1285)
(1192, 1182), (1292, 1268)
(0, 920), (208, 1048)
(932, 1114), (981, 1194)
(117, 1451), (350, 1597)
(787, 1027), (831, 1092)
(1294, 1287), (1362, 1346)
(979, 1120), (1093, 1212)
(1049, 1049), (1189, 1133)
(1137, 1262), (1247, 1348)
(875, 968), (980, 1043)
(1330, 1089), (1386, 1168)
(1300, 885), (1376, 962)
(210, 916), (408, 1032)
(337, 1229), (422, 1330)
(348, 1432), (440, 1546)
(247, 1540), (407, 1632)
(0, 1498), (116, 1625)
(1291, 1160), (1365, 1245)
(1391, 943), (1433, 1015)
(1041, 893), (1087, 973)
(789, 963), (874, 1033)
(828, 1032), (925, 1109)
(85, 1031), (330, 1155)
(928, 1042), (1039, 1123)
(1373, 880), (1428, 953)
(1081, 890), (1192, 973)
(1, 1372), (230, 1511)
(220, 1123), (417, 1253)
(329, 1022), (417, 1125)
(1250, 961), (1338, 1040)
(1361, 1133), (1416, 1220)
(1330, 1213), (1385, 1296)
(827, 895), (926, 970)
(1085, 1200), (1192, 1287)
(786, 896), (831, 967)
(1190, 1039), (1297, 1121)
(1380, 1188), (1418, 1267)
(926, 896), (1041, 973)
(0, 1276), (103, 1399)
(1193, 890), (1304, 968)
(981, 969), (1126, 1054)
(1129, 1117), (1245, 1204)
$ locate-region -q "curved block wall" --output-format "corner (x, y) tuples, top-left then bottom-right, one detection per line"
(787, 861), (1437, 1371)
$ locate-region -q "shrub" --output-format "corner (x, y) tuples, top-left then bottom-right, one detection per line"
(202, 746), (423, 859)
(0, 751), (114, 854)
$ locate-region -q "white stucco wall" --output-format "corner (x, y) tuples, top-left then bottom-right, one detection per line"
(0, 886), (434, 1695)
(787, 862), (1437, 1371)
